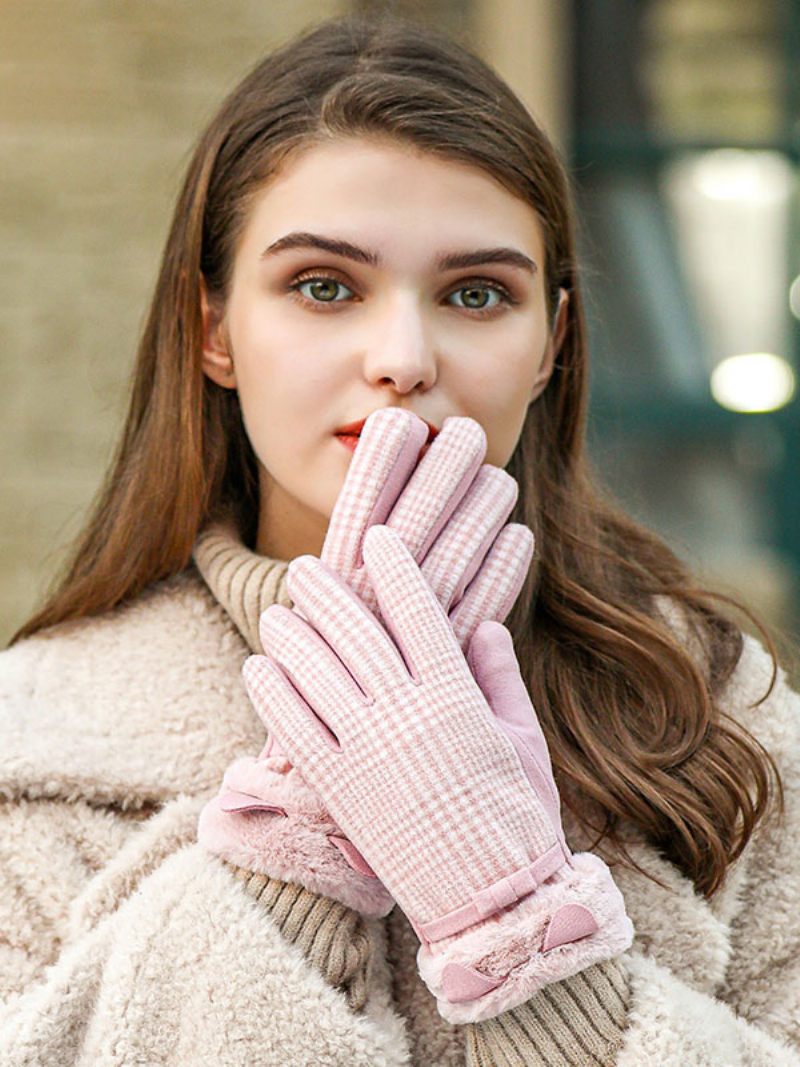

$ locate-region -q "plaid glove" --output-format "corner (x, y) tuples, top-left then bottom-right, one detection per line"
(243, 525), (634, 1023)
(319, 408), (534, 641)
(199, 409), (534, 915)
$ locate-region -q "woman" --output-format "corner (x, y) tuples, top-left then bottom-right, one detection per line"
(1, 13), (798, 1066)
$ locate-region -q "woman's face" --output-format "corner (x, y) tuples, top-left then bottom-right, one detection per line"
(201, 136), (567, 559)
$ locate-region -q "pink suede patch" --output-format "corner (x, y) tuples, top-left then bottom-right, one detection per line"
(440, 963), (505, 1003)
(327, 834), (379, 878)
(218, 790), (287, 816)
(542, 903), (599, 952)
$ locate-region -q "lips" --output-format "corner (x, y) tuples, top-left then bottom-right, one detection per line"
(334, 415), (440, 444)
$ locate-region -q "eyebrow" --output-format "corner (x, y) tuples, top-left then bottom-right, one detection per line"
(260, 231), (538, 275)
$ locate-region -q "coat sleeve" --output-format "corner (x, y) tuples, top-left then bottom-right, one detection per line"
(0, 794), (146, 1003)
(0, 798), (410, 1067)
(0, 644), (392, 1065)
(464, 635), (800, 1066)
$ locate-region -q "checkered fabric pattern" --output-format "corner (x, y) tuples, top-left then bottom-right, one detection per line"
(244, 523), (564, 935)
(201, 408), (539, 921)
(321, 408), (534, 652)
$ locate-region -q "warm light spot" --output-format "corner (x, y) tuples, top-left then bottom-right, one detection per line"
(691, 149), (793, 204)
(711, 353), (795, 413)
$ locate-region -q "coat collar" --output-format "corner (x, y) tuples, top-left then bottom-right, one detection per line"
(192, 521), (291, 654)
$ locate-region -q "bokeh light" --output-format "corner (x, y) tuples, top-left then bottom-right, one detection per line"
(711, 352), (796, 413)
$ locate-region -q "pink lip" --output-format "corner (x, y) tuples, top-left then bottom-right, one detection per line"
(334, 415), (440, 443)
(335, 434), (361, 454)
(336, 434), (431, 457)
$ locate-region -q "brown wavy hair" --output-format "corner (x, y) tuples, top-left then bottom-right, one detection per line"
(13, 13), (783, 898)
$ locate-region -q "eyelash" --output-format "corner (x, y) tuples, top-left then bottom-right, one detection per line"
(286, 270), (518, 318)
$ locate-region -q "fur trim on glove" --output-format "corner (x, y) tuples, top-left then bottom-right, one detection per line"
(416, 852), (634, 1023)
(198, 755), (395, 918)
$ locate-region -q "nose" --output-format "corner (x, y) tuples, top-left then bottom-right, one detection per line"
(361, 293), (437, 394)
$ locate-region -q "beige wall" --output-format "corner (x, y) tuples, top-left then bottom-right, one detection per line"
(0, 0), (568, 645)
(1, 0), (348, 645)
(473, 0), (570, 152)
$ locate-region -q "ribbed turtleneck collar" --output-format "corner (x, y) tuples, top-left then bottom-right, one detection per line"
(192, 522), (293, 653)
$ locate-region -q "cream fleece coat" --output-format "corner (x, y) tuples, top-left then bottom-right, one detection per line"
(1, 566), (799, 1065)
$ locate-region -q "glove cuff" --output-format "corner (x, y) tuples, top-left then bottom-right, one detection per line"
(416, 852), (634, 1023)
(198, 756), (395, 918)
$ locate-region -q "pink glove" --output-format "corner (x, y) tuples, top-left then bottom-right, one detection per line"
(243, 525), (634, 1023)
(199, 409), (534, 916)
(319, 408), (532, 642)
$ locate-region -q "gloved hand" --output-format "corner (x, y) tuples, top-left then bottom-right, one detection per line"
(199, 408), (535, 915)
(318, 407), (533, 642)
(243, 524), (634, 1023)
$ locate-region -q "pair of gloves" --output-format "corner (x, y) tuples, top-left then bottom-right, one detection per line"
(198, 408), (633, 1024)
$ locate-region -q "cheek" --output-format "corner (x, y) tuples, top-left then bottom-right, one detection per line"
(467, 343), (543, 466)
(229, 304), (333, 416)
(226, 312), (344, 493)
(482, 406), (529, 468)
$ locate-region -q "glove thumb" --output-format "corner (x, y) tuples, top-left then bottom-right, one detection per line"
(466, 621), (563, 836)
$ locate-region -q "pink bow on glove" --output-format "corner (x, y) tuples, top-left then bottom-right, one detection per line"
(243, 525), (634, 1023)
(198, 408), (534, 916)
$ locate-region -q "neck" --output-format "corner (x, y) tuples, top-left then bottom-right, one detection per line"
(255, 469), (328, 561)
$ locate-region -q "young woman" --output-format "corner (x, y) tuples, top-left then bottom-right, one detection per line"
(2, 13), (798, 1066)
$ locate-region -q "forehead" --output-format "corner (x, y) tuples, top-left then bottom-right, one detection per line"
(243, 136), (546, 261)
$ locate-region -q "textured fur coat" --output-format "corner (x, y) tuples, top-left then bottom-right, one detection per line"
(0, 569), (799, 1065)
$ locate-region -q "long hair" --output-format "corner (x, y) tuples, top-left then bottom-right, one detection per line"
(13, 13), (783, 899)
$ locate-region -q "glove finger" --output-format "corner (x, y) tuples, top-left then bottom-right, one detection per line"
(449, 525), (534, 650)
(361, 525), (462, 685)
(321, 408), (428, 592)
(242, 653), (339, 764)
(258, 604), (373, 737)
(286, 555), (411, 693)
(385, 416), (486, 562)
(420, 466), (518, 613)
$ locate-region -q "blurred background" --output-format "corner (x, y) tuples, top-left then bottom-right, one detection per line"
(2, 0), (799, 647)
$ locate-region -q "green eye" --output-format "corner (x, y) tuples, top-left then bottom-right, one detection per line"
(297, 278), (353, 303)
(449, 286), (502, 310)
(288, 272), (515, 316)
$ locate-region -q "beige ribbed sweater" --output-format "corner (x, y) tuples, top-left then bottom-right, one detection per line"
(192, 523), (630, 1064)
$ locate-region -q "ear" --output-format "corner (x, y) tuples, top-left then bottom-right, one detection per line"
(528, 288), (569, 404)
(200, 276), (237, 389)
